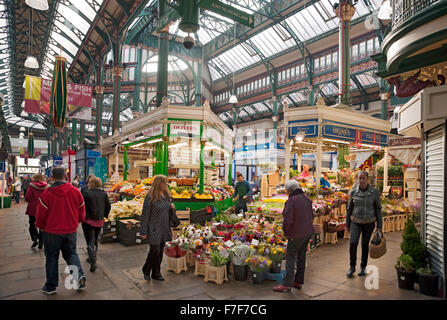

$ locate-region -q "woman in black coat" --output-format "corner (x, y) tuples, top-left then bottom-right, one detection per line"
(81, 176), (111, 272)
(140, 175), (174, 281)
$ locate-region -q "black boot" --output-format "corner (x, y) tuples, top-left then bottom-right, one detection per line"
(358, 267), (367, 277)
(347, 266), (355, 278)
(87, 246), (97, 272)
(31, 239), (38, 248)
(152, 262), (164, 281)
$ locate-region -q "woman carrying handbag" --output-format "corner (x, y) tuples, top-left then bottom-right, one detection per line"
(140, 175), (176, 281)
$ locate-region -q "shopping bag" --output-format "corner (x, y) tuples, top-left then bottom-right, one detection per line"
(369, 230), (387, 259)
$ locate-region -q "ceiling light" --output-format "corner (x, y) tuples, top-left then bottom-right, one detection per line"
(229, 94), (238, 104)
(168, 142), (188, 149)
(25, 0), (49, 11)
(246, 130), (252, 137)
(25, 56), (39, 69)
(378, 0), (392, 21)
(20, 127), (26, 132)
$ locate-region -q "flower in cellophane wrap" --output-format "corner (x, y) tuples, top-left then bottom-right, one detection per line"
(50, 56), (68, 129)
(27, 132), (34, 158)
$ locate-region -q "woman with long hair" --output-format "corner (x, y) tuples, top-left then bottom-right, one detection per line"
(140, 175), (174, 281)
(25, 174), (48, 248)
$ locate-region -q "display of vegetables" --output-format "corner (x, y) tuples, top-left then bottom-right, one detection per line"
(107, 198), (144, 221)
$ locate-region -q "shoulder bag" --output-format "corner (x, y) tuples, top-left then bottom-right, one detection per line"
(169, 204), (180, 228)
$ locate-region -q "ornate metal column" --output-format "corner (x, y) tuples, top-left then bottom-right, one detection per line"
(96, 61), (104, 144)
(334, 0), (356, 105)
(111, 32), (124, 135)
(156, 1), (169, 108)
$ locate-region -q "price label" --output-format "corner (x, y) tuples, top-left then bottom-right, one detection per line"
(251, 239), (259, 246)
(136, 232), (140, 236)
(136, 239), (142, 244)
(111, 228), (116, 232)
(225, 240), (234, 248)
(237, 213), (244, 217)
(113, 235), (117, 239)
(111, 221), (116, 226)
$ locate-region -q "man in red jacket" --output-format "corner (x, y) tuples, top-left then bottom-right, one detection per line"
(36, 167), (86, 295)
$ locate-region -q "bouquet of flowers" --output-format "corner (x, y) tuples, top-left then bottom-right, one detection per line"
(268, 245), (286, 262)
(312, 200), (327, 216)
(229, 244), (253, 266)
(210, 248), (230, 267)
(245, 256), (272, 273)
(164, 240), (188, 258)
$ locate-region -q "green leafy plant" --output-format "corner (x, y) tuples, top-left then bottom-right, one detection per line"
(395, 254), (415, 272)
(210, 248), (229, 267)
(401, 219), (427, 269)
(417, 265), (434, 275)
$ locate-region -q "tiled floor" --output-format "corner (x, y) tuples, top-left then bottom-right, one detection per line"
(0, 202), (441, 300)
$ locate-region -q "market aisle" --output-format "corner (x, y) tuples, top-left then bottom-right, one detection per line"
(0, 203), (130, 300)
(1, 203), (438, 300)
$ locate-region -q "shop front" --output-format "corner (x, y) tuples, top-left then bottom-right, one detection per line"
(76, 149), (101, 183)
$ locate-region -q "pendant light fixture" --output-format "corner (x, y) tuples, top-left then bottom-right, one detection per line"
(25, 0), (49, 11)
(378, 0), (392, 22)
(229, 23), (238, 104)
(25, 8), (39, 69)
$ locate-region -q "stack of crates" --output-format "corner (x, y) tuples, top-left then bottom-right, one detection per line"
(118, 219), (148, 246)
(99, 220), (118, 244)
(171, 209), (190, 238)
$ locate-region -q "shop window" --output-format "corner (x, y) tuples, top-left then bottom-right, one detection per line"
(352, 44), (359, 60)
(286, 69), (290, 80)
(282, 70), (286, 81)
(375, 37), (380, 53)
(300, 64), (305, 76)
(278, 72), (282, 82)
(295, 66), (300, 76)
(314, 58), (320, 71)
(326, 54), (332, 68)
(320, 56), (326, 70)
(359, 42), (366, 57)
(332, 52), (338, 66)
(367, 38), (375, 55)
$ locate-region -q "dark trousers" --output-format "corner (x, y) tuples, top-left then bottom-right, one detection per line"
(142, 242), (165, 277)
(42, 232), (84, 290)
(14, 191), (20, 203)
(282, 236), (310, 287)
(349, 222), (376, 269)
(81, 223), (101, 264)
(28, 216), (42, 243)
(235, 200), (248, 214)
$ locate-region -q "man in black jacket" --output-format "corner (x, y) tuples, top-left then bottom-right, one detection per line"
(81, 176), (111, 272)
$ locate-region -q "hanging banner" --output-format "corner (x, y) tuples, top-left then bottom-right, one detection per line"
(170, 122), (201, 138)
(24, 75), (93, 120)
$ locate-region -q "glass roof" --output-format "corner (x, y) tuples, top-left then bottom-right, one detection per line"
(209, 0), (381, 81)
(41, 0), (106, 79)
(6, 117), (46, 130)
(0, 1), (12, 118)
(143, 55), (189, 73)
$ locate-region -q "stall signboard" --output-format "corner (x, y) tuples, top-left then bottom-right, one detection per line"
(390, 137), (421, 146)
(323, 124), (389, 146)
(170, 122), (201, 138)
(86, 150), (101, 159)
(142, 124), (163, 137)
(288, 123), (318, 139)
(52, 156), (63, 166)
(0, 161), (5, 173)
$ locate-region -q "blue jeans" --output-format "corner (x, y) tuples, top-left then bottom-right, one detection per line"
(15, 191), (20, 203)
(349, 222), (375, 269)
(42, 232), (84, 290)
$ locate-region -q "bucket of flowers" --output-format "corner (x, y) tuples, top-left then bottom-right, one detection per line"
(164, 239), (188, 258)
(246, 256), (272, 284)
(268, 245), (286, 273)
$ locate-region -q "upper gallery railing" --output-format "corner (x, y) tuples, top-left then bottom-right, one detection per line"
(392, 0), (440, 29)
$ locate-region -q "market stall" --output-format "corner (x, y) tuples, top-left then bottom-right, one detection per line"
(99, 100), (235, 212)
(282, 102), (391, 192)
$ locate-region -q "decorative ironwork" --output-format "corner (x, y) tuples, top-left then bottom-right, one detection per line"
(392, 0), (440, 29)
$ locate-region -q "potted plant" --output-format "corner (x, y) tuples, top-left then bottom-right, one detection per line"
(395, 254), (416, 290)
(417, 265), (439, 297)
(267, 245), (286, 273)
(229, 244), (253, 281)
(246, 256), (272, 284)
(400, 219), (428, 281)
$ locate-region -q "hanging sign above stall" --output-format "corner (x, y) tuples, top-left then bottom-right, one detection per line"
(142, 124), (163, 137)
(206, 127), (222, 147)
(323, 124), (389, 146)
(170, 122), (201, 138)
(288, 123), (318, 139)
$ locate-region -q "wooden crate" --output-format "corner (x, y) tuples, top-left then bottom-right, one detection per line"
(261, 175), (269, 197)
(268, 173), (280, 186)
(195, 260), (206, 277)
(165, 256), (188, 274)
(204, 264), (228, 285)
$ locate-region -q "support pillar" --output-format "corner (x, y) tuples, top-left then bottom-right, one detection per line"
(156, 1), (169, 108)
(133, 46), (143, 112)
(316, 138), (323, 191)
(195, 59), (203, 107)
(71, 119), (77, 150)
(111, 32), (123, 135)
(231, 105), (238, 183)
(297, 153), (302, 172)
(199, 124), (205, 193)
(272, 96), (279, 169)
(162, 136), (169, 176)
(380, 79), (389, 120)
(335, 1), (356, 106)
(383, 147), (389, 191)
(80, 120), (85, 147)
(95, 62), (104, 144)
(285, 137), (291, 182)
(123, 146), (128, 181)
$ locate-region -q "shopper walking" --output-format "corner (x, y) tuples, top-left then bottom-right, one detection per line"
(81, 176), (111, 272)
(22, 176), (31, 200)
(13, 177), (22, 204)
(25, 174), (48, 249)
(80, 174), (95, 193)
(140, 175), (174, 281)
(273, 180), (314, 293)
(346, 171), (382, 278)
(233, 173), (252, 214)
(72, 175), (81, 188)
(36, 167), (86, 295)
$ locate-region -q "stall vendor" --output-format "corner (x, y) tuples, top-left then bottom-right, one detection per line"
(298, 164), (311, 180)
(320, 172), (331, 189)
(233, 173), (252, 214)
